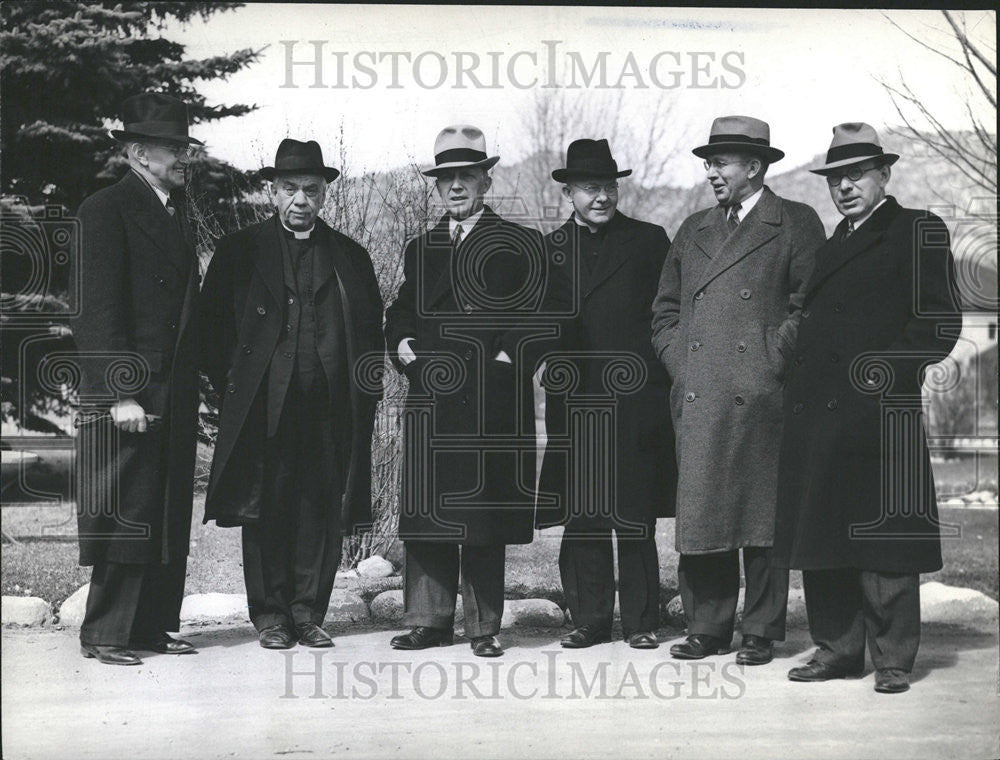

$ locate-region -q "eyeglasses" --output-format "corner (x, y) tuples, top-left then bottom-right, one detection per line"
(825, 165), (877, 186)
(703, 159), (747, 171)
(572, 182), (619, 196)
(150, 142), (197, 159)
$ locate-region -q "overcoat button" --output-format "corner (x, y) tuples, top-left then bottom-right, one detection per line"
(690, 341), (700, 351)
(685, 392), (696, 402)
(737, 342), (747, 353)
(793, 402), (804, 414)
(827, 399), (838, 410)
(257, 305), (266, 316)
(288, 297), (294, 305)
(830, 352), (839, 363)
(242, 345), (252, 354)
(834, 302), (844, 313)
(740, 289), (751, 300)
(283, 351), (292, 359)
(695, 291), (705, 301)
(227, 383), (236, 394)
(802, 309), (811, 319)
(464, 350), (472, 361)
(735, 395), (744, 405)
(464, 305), (474, 313)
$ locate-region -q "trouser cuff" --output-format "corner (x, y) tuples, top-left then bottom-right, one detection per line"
(402, 613), (455, 631)
(463, 619), (501, 638)
(687, 622), (733, 642)
(741, 622), (786, 641)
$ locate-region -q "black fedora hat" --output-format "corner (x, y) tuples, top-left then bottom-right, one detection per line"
(551, 138), (632, 182)
(109, 92), (203, 146)
(260, 139), (340, 182)
(692, 115), (784, 163)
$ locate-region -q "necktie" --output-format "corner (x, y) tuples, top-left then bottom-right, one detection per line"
(844, 220), (855, 240)
(165, 198), (176, 217)
(452, 224), (464, 249)
(727, 203), (742, 233)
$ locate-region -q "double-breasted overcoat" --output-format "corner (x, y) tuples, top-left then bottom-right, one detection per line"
(651, 187), (826, 553)
(773, 197), (960, 573)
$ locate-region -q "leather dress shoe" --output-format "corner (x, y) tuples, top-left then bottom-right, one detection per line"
(80, 643), (142, 666)
(669, 634), (728, 660)
(628, 632), (659, 650)
(561, 625), (612, 649)
(470, 635), (504, 657)
(295, 623), (334, 648)
(874, 668), (910, 694)
(129, 632), (196, 655)
(390, 626), (454, 650)
(736, 634), (773, 665)
(788, 660), (862, 682)
(258, 624), (296, 650)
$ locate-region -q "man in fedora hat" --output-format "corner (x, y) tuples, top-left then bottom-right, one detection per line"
(384, 124), (544, 657)
(71, 92), (203, 665)
(773, 123), (960, 693)
(200, 139), (384, 649)
(651, 115), (825, 665)
(536, 138), (676, 649)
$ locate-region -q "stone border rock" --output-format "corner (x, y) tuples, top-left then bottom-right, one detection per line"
(4, 581), (997, 633)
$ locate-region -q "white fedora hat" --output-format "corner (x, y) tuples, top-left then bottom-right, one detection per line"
(422, 124), (499, 177)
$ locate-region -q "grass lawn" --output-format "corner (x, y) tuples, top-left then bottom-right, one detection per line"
(3, 504), (996, 607)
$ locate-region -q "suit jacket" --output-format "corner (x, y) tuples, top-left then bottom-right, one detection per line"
(537, 212), (677, 533)
(200, 216), (385, 532)
(651, 186), (826, 553)
(71, 170), (201, 565)
(773, 197), (960, 573)
(383, 205), (545, 544)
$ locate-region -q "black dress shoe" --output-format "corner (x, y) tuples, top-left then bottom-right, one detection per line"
(295, 623), (334, 648)
(80, 643), (142, 666)
(874, 668), (910, 694)
(669, 634), (728, 660)
(470, 635), (503, 657)
(389, 626), (454, 650)
(628, 632), (659, 650)
(788, 660), (862, 682)
(736, 634), (773, 665)
(561, 625), (612, 649)
(129, 633), (196, 655)
(258, 624), (296, 650)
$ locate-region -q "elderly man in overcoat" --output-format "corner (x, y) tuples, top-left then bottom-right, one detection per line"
(72, 93), (202, 665)
(773, 123), (960, 694)
(537, 138), (676, 649)
(651, 116), (825, 664)
(200, 139), (384, 649)
(384, 125), (544, 657)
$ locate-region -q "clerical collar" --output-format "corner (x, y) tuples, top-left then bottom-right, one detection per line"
(279, 219), (314, 239)
(572, 212), (612, 235)
(851, 197), (888, 232)
(130, 168), (170, 208)
(449, 207), (484, 239)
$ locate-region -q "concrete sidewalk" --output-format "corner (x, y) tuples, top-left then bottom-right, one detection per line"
(2, 624), (998, 759)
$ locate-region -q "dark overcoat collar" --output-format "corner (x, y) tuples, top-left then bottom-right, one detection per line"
(805, 196), (901, 295)
(119, 170), (192, 276)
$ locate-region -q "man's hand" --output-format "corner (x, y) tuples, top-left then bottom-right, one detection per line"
(398, 338), (416, 366)
(109, 399), (147, 433)
(494, 350), (512, 364)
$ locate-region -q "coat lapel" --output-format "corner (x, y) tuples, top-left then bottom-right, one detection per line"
(583, 212), (636, 299)
(251, 216), (285, 306)
(311, 220), (338, 295)
(692, 206), (728, 261)
(122, 171), (189, 277)
(424, 216), (455, 309)
(805, 197), (900, 294)
(693, 187), (782, 293)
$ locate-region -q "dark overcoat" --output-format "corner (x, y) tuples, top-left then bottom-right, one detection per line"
(72, 171), (201, 566)
(651, 187), (826, 553)
(383, 206), (545, 545)
(199, 216), (384, 532)
(773, 197), (960, 573)
(537, 212), (677, 533)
